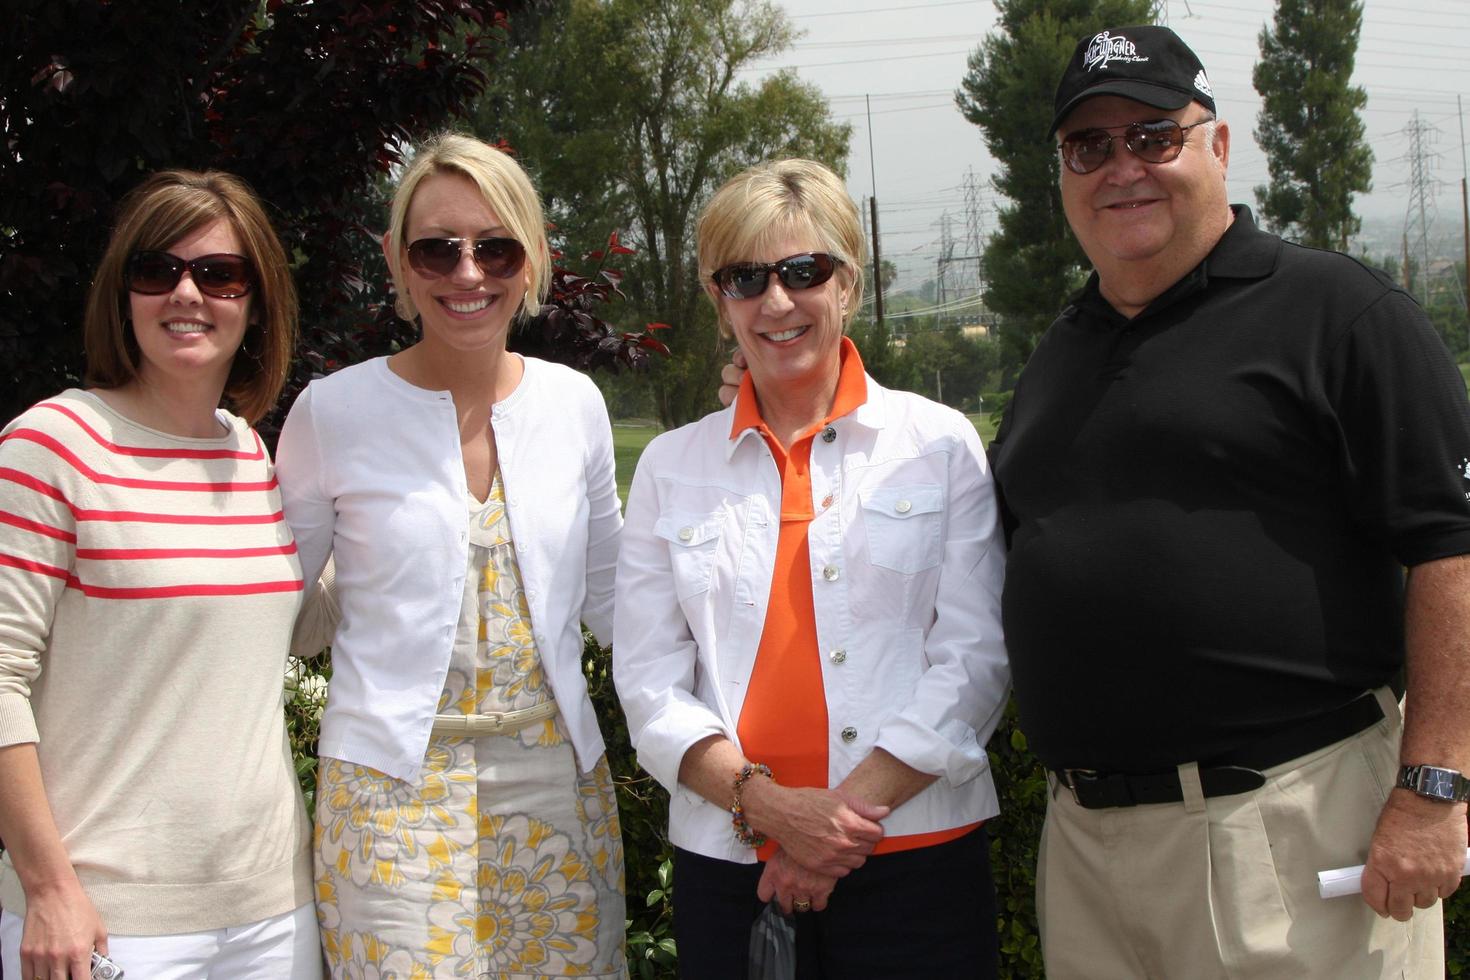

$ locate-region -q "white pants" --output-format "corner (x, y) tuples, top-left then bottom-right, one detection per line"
(1, 902), (321, 980)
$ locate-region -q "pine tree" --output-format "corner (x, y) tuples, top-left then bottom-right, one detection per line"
(955, 0), (1152, 369)
(1253, 0), (1373, 251)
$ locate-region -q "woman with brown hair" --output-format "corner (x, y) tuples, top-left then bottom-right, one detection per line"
(0, 170), (319, 979)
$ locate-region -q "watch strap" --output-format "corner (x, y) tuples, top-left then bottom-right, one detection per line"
(1398, 764), (1470, 803)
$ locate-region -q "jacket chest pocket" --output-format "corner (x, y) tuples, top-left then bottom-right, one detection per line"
(654, 510), (726, 600)
(859, 484), (944, 574)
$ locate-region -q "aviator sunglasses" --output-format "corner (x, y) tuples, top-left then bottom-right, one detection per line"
(1059, 118), (1212, 175)
(406, 237), (527, 280)
(126, 251), (255, 299)
(711, 252), (843, 300)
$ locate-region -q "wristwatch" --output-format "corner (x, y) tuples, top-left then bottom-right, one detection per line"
(1397, 764), (1470, 803)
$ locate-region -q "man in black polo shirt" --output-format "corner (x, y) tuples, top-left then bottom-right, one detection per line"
(990, 24), (1470, 978)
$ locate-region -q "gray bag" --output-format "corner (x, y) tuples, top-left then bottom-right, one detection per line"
(747, 900), (796, 980)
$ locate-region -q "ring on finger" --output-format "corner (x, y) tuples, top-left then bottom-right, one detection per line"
(793, 898), (812, 913)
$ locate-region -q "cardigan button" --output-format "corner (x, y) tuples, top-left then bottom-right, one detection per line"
(840, 726), (858, 743)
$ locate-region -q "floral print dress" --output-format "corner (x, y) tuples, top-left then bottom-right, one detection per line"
(314, 474), (626, 979)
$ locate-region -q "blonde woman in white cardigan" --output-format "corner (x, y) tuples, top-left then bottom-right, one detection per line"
(276, 133), (626, 979)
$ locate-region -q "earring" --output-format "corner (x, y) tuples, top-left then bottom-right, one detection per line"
(238, 328), (264, 362)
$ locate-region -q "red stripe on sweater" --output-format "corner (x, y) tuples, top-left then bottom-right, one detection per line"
(0, 467), (70, 505)
(75, 509), (288, 526)
(0, 552), (70, 581)
(76, 542), (298, 560)
(3, 430), (277, 492)
(33, 403), (266, 460)
(65, 577), (304, 599)
(0, 468), (284, 526)
(0, 510), (77, 543)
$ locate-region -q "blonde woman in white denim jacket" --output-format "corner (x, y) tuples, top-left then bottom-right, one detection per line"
(613, 159), (1009, 979)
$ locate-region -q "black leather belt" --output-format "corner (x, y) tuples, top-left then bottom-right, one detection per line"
(1053, 691), (1385, 810)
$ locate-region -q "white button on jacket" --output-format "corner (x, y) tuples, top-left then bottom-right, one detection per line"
(613, 374), (1010, 864)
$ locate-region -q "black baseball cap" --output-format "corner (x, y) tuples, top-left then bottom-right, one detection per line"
(1049, 26), (1216, 136)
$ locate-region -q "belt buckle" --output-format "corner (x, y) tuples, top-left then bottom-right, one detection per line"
(482, 711), (507, 735)
(1059, 768), (1098, 807)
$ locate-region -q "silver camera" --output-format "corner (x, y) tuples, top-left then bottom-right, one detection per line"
(91, 950), (124, 979)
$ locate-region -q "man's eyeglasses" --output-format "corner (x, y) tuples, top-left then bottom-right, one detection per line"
(406, 237), (527, 280)
(710, 252), (842, 300)
(126, 251), (255, 299)
(1059, 118), (1212, 175)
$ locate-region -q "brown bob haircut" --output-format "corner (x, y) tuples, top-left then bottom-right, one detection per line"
(83, 170), (297, 425)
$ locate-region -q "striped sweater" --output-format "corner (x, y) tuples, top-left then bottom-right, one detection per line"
(0, 390), (312, 935)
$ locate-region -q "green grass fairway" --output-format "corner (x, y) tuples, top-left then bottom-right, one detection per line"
(612, 423), (660, 502)
(612, 413), (998, 504)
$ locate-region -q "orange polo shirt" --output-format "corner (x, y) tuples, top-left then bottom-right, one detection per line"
(731, 338), (976, 859)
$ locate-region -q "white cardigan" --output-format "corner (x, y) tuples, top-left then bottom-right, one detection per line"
(276, 356), (620, 781)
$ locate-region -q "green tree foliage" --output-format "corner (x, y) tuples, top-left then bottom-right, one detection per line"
(955, 0), (1151, 368)
(1, 0), (654, 433)
(476, 0), (851, 427)
(1252, 0), (1373, 251)
(890, 322), (999, 413)
(1, 1), (520, 426)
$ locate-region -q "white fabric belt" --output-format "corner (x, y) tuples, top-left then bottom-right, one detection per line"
(429, 699), (559, 736)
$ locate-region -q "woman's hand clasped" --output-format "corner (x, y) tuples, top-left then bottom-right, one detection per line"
(758, 847), (838, 915)
(741, 780), (889, 877)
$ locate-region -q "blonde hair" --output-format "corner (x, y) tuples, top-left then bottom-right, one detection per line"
(84, 170), (297, 425)
(696, 158), (866, 337)
(384, 132), (551, 322)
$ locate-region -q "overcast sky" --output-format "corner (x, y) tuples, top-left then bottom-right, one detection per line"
(747, 0), (1470, 292)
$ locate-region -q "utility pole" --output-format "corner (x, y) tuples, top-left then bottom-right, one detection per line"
(870, 197), (885, 328)
(866, 95), (884, 330)
(1460, 95), (1469, 314)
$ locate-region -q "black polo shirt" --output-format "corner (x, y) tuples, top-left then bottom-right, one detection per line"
(991, 206), (1470, 773)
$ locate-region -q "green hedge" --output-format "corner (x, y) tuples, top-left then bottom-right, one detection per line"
(285, 639), (1470, 977)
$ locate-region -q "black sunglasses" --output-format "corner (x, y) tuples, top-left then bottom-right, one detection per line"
(126, 251), (255, 299)
(1059, 118), (1212, 175)
(711, 252), (842, 300)
(406, 237), (526, 280)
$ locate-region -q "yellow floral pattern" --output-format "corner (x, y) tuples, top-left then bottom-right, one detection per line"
(315, 475), (626, 978)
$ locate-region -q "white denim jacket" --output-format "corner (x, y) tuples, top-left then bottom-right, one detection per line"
(614, 374), (1009, 863)
(277, 356), (620, 782)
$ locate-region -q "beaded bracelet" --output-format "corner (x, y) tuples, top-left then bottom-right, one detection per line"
(730, 762), (773, 847)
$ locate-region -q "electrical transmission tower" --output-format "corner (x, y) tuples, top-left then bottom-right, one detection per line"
(962, 168), (986, 296)
(936, 213), (955, 330)
(1403, 110), (1439, 302)
(1150, 1), (1196, 25)
(962, 168), (989, 330)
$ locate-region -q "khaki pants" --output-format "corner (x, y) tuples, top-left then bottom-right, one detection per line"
(1038, 689), (1444, 980)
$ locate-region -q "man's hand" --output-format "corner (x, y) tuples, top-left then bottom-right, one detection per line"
(717, 347), (747, 407)
(1360, 788), (1468, 920)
